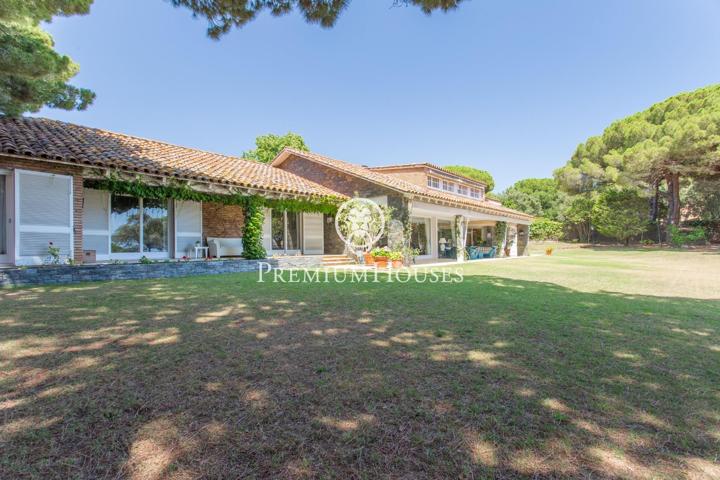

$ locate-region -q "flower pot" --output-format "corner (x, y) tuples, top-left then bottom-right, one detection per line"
(363, 252), (374, 265)
(391, 260), (403, 269)
(374, 256), (388, 268)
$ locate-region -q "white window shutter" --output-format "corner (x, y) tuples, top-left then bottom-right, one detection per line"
(302, 212), (324, 254)
(174, 200), (202, 258)
(83, 189), (110, 256)
(16, 170), (73, 263)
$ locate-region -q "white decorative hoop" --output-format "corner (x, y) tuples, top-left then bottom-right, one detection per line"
(334, 198), (386, 252)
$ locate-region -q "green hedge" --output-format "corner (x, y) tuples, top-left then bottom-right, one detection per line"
(530, 218), (563, 241)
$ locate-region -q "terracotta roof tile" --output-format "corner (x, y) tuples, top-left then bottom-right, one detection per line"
(274, 148), (533, 221)
(0, 117), (344, 199)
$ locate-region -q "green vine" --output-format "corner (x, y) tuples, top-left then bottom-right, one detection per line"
(85, 175), (340, 213)
(242, 197), (266, 259)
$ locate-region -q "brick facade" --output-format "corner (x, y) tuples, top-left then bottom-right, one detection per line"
(323, 213), (345, 254)
(0, 155), (84, 263)
(279, 155), (393, 198)
(277, 154), (409, 254)
(202, 202), (245, 243)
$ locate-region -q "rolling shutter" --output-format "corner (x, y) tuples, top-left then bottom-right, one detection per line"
(83, 189), (110, 256)
(174, 200), (202, 258)
(16, 170), (73, 262)
(302, 212), (324, 254)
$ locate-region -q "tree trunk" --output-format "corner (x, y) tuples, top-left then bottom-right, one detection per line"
(665, 172), (681, 243)
(666, 172), (681, 226)
(649, 180), (659, 223)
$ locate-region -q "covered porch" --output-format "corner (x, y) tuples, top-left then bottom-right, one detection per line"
(407, 200), (530, 262)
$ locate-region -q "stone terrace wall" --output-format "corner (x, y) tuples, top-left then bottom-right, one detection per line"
(0, 256), (322, 288)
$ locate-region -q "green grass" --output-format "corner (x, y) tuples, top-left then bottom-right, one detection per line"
(1, 248), (719, 479)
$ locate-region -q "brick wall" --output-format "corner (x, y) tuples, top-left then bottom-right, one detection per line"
(202, 202), (245, 243)
(278, 155), (392, 198)
(0, 155), (84, 263)
(323, 213), (345, 254)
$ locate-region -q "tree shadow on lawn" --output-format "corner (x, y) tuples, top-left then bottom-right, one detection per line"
(0, 273), (719, 479)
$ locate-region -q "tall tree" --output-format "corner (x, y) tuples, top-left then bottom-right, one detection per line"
(443, 165), (495, 192)
(242, 132), (309, 163)
(0, 0), (95, 116)
(555, 84), (720, 234)
(498, 178), (568, 221)
(170, 0), (466, 38)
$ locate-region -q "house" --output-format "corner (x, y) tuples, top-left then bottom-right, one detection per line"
(0, 116), (530, 269)
(272, 149), (532, 261)
(0, 116), (344, 266)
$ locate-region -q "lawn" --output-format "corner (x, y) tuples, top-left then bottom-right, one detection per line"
(1, 249), (719, 479)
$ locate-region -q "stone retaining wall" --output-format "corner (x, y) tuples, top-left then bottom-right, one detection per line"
(0, 256), (322, 288)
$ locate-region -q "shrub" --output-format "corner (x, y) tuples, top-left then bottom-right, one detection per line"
(668, 225), (706, 247)
(591, 188), (649, 245)
(530, 218), (564, 241)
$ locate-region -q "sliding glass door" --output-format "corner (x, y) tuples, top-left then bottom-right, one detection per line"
(0, 174), (7, 263)
(437, 220), (455, 259)
(410, 217), (430, 256)
(271, 210), (301, 254)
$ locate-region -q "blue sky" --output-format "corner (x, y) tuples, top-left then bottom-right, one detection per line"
(38, 0), (720, 191)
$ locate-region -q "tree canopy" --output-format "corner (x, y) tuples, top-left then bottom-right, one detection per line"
(498, 178), (568, 221)
(443, 165), (495, 192)
(555, 84), (720, 230)
(0, 0), (95, 116)
(170, 0), (466, 38)
(242, 132), (309, 164)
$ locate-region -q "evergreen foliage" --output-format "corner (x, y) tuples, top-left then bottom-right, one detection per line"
(443, 166), (495, 192)
(591, 188), (649, 245)
(169, 0), (466, 38)
(0, 0), (95, 116)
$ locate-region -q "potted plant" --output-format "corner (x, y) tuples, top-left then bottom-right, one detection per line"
(363, 250), (374, 265)
(388, 250), (404, 268)
(371, 247), (390, 268)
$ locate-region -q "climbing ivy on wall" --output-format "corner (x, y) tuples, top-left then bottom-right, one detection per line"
(85, 176), (341, 214)
(242, 197), (267, 259)
(494, 221), (507, 255)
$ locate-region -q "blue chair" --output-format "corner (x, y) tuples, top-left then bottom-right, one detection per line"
(483, 247), (497, 259)
(467, 246), (482, 260)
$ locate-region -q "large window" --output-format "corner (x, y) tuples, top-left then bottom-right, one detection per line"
(410, 217), (430, 256)
(111, 195), (168, 254)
